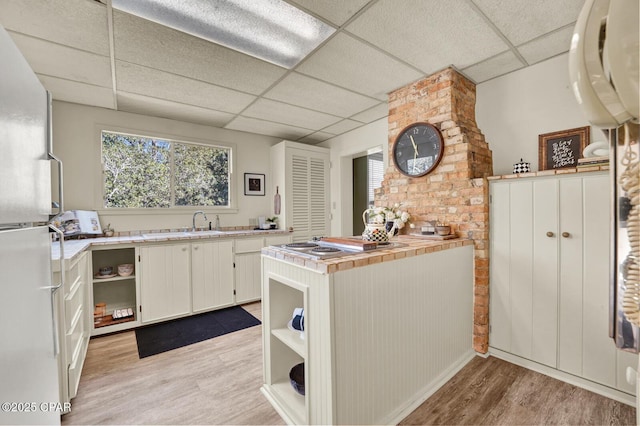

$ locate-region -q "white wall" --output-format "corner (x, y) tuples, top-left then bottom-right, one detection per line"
(476, 52), (596, 175)
(322, 53), (596, 236)
(319, 117), (388, 236)
(52, 101), (280, 232)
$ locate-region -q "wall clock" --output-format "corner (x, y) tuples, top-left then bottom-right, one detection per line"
(392, 122), (444, 177)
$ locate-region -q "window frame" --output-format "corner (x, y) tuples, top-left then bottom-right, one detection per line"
(97, 127), (237, 215)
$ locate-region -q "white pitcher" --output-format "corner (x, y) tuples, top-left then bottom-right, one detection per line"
(362, 209), (397, 242)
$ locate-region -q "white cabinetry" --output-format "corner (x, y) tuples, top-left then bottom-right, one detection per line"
(192, 240), (234, 312)
(91, 247), (140, 336)
(489, 173), (637, 398)
(235, 235), (292, 304)
(139, 244), (191, 323)
(234, 238), (263, 304)
(271, 141), (330, 242)
(54, 250), (91, 410)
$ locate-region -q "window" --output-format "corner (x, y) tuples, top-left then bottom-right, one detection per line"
(367, 151), (384, 206)
(102, 131), (231, 208)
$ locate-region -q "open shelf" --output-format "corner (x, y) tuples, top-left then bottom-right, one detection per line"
(91, 247), (138, 335)
(93, 274), (135, 284)
(271, 328), (306, 357)
(269, 381), (306, 424)
(94, 313), (136, 328)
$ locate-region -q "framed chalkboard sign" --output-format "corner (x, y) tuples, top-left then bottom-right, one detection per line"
(538, 126), (590, 171)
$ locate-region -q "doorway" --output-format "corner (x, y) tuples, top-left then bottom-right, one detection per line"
(352, 151), (383, 235)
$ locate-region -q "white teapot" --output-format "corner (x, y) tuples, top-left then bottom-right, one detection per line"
(362, 208), (397, 242)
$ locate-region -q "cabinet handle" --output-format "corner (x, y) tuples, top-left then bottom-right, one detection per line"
(194, 246), (199, 251)
(562, 232), (570, 238)
(546, 231), (554, 237)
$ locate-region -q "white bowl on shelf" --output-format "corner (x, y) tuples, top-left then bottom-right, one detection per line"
(117, 263), (134, 276)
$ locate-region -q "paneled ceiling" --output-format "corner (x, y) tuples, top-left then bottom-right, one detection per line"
(0, 0), (584, 144)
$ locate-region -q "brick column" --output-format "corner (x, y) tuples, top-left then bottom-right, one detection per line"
(379, 67), (493, 353)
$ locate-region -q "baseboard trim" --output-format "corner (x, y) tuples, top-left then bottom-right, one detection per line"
(385, 349), (477, 425)
(489, 347), (636, 407)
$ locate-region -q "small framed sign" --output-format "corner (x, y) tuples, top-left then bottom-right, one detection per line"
(244, 173), (265, 196)
(538, 126), (590, 171)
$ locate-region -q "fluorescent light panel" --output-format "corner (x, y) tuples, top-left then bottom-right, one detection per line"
(111, 0), (336, 69)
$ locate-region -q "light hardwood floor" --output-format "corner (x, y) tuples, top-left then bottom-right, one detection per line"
(63, 302), (636, 425)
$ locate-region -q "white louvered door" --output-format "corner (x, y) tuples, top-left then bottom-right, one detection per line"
(287, 148), (329, 242)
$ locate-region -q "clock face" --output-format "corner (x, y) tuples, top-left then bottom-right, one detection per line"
(392, 122), (444, 177)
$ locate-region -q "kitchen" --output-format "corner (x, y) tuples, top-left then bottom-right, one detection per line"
(0, 0), (638, 425)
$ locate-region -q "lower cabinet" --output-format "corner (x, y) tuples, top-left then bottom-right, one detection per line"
(139, 244), (191, 323)
(235, 238), (263, 303)
(192, 240), (234, 312)
(489, 173), (637, 398)
(235, 235), (293, 304)
(54, 250), (91, 412)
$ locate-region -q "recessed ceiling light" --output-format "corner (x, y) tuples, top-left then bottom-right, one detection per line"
(111, 0), (336, 69)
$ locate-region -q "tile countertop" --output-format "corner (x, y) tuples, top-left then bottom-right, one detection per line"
(262, 235), (474, 274)
(51, 228), (291, 261)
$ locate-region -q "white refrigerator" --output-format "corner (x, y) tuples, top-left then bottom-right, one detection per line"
(0, 25), (63, 425)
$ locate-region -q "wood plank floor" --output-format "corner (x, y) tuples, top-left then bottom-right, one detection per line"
(63, 302), (636, 425)
(400, 356), (636, 426)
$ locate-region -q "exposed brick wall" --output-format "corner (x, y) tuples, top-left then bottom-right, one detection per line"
(378, 67), (493, 353)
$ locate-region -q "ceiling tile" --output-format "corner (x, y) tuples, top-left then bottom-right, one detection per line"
(296, 33), (423, 100)
(9, 32), (112, 88)
(115, 61), (256, 114)
(296, 131), (335, 144)
(350, 102), (388, 123)
(38, 75), (115, 109)
(321, 118), (363, 134)
(517, 26), (574, 65)
(0, 0), (109, 55)
(346, 0), (508, 74)
(225, 116), (313, 140)
(113, 11), (286, 95)
(117, 92), (236, 128)
(462, 51), (525, 83)
(472, 0), (583, 45)
(243, 98), (341, 130)
(286, 0), (371, 26)
(263, 72), (379, 117)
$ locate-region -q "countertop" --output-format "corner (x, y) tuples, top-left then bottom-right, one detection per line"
(51, 228), (290, 261)
(261, 235), (473, 274)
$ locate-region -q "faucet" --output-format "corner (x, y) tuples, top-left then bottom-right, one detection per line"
(192, 211), (207, 231)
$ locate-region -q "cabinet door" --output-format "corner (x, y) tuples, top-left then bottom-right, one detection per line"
(581, 175), (617, 386)
(288, 148), (329, 242)
(489, 182), (512, 351)
(532, 179), (559, 367)
(235, 252), (262, 303)
(191, 240), (234, 312)
(509, 181), (534, 360)
(140, 244), (191, 323)
(558, 178), (585, 376)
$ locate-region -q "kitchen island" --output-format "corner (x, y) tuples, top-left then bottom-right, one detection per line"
(261, 237), (475, 425)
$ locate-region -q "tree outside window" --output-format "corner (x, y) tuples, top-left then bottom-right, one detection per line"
(102, 131), (231, 208)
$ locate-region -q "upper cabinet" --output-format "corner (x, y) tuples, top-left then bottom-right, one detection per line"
(271, 141), (330, 242)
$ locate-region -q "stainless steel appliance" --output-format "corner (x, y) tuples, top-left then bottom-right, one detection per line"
(0, 25), (64, 425)
(276, 240), (405, 260)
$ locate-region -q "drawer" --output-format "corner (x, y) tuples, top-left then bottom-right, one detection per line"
(67, 333), (88, 399)
(65, 306), (83, 359)
(265, 235), (292, 246)
(235, 238), (264, 253)
(64, 278), (84, 330)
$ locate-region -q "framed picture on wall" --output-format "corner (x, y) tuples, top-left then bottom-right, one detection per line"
(244, 173), (265, 196)
(538, 126), (590, 171)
